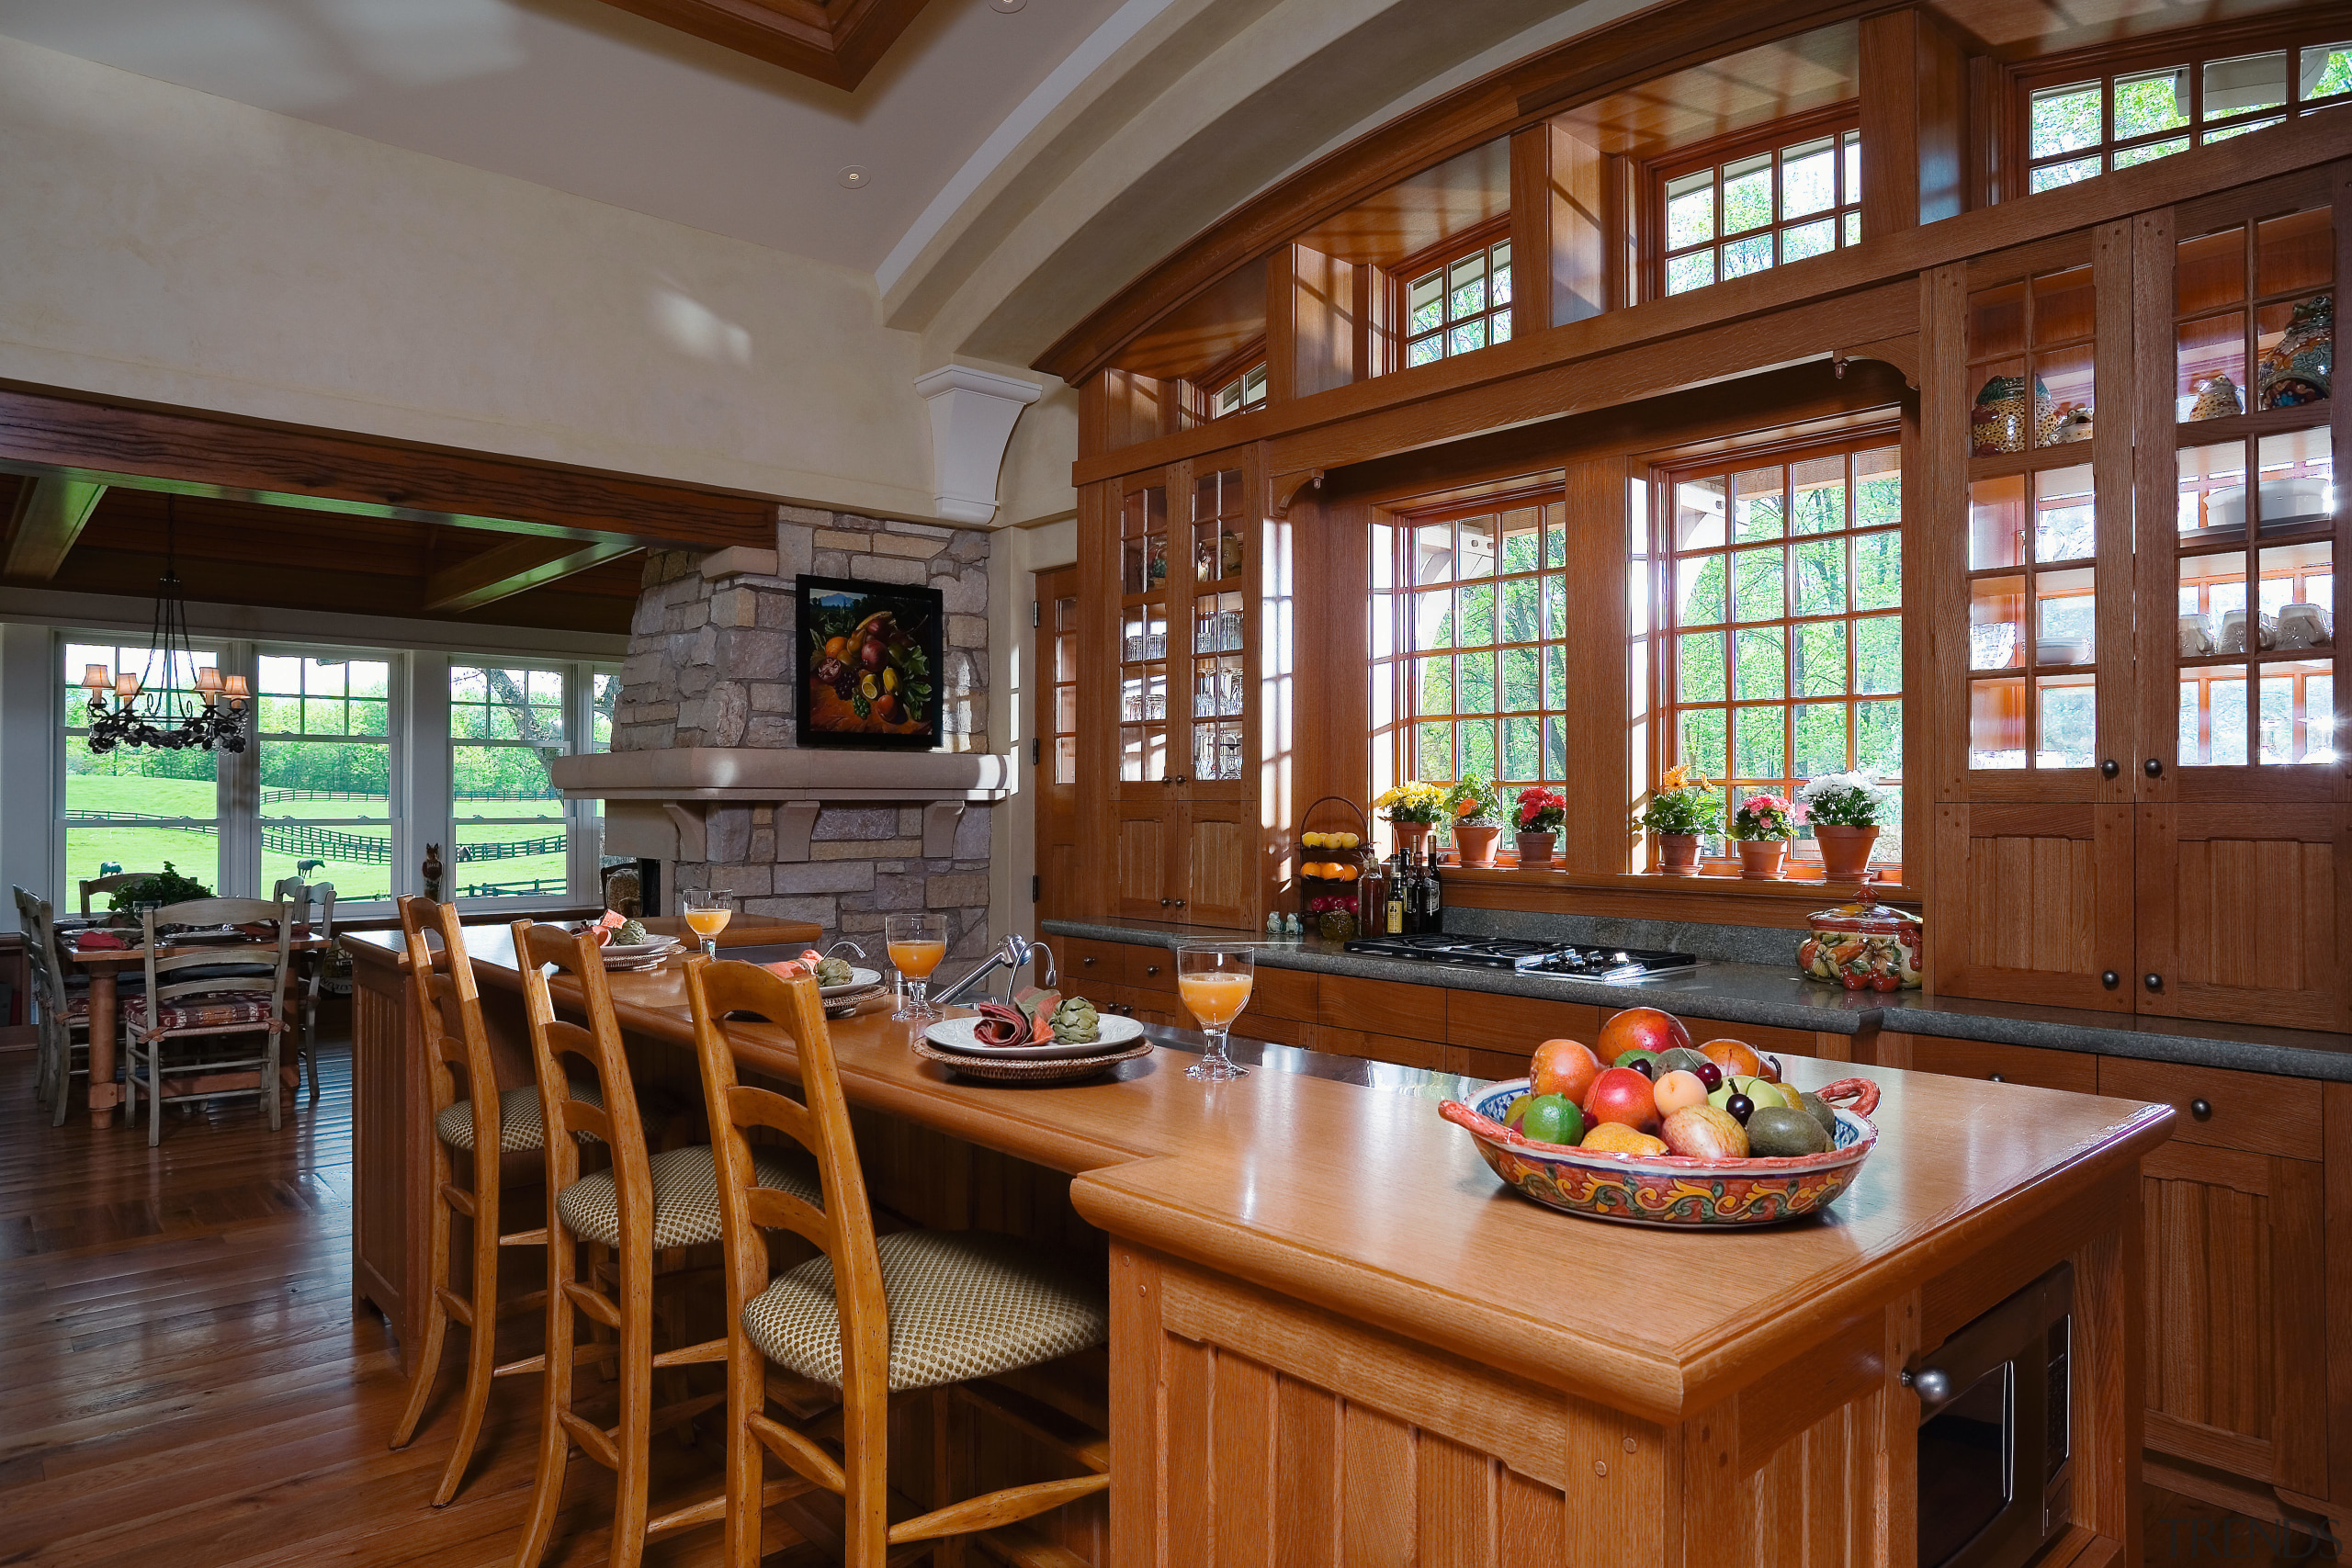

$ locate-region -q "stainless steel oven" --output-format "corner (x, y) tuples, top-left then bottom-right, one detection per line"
(1911, 1261), (2074, 1568)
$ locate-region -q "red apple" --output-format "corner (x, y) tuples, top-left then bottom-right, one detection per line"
(1529, 1038), (1601, 1105)
(1661, 1104), (1750, 1160)
(1597, 1008), (1692, 1066)
(1582, 1066), (1660, 1133)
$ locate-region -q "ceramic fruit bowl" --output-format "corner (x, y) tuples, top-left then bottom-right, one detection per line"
(1440, 1077), (1882, 1228)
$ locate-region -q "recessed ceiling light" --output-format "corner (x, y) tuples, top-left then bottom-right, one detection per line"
(837, 166), (870, 190)
(989, 0), (1025, 11)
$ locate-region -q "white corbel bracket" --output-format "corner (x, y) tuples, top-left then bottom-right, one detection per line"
(915, 364), (1043, 525)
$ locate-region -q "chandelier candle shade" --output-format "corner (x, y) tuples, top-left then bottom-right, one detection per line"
(80, 504), (250, 755)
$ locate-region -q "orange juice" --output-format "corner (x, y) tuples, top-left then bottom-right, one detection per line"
(1178, 971), (1253, 1029)
(888, 939), (946, 978)
(684, 908), (731, 939)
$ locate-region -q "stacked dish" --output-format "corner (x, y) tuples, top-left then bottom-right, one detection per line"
(915, 1009), (1151, 1083)
(596, 938), (684, 972)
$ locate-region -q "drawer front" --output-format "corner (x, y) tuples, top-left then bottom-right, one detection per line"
(2098, 1056), (2322, 1160)
(1909, 1039), (2100, 1096)
(1058, 939), (1125, 991)
(1124, 945), (1178, 992)
(1318, 975), (1448, 1038)
(1250, 964), (1319, 1022)
(1447, 1044), (1532, 1085)
(1239, 1010), (1309, 1048)
(1312, 1028), (1448, 1072)
(1447, 991), (1602, 1053)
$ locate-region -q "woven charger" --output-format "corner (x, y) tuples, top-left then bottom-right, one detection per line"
(911, 1035), (1151, 1084)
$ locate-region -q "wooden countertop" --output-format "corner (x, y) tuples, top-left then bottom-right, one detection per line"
(343, 924), (2174, 1424)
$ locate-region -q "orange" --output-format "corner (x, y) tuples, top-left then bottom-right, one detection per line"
(1578, 1123), (1668, 1157)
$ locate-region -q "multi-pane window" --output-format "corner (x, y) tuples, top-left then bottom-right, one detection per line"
(2021, 38), (2352, 194)
(1659, 439), (1905, 862)
(449, 666), (574, 902)
(1404, 237), (1512, 368)
(1214, 363), (1267, 418)
(61, 641), (222, 897)
(1658, 125), (1860, 298)
(1372, 498), (1574, 802)
(255, 652), (394, 899)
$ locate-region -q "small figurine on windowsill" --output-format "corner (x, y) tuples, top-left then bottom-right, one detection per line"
(422, 843), (444, 901)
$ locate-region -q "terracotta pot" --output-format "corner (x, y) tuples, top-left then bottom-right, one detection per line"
(1736, 840), (1788, 879)
(1814, 825), (1881, 880)
(1657, 832), (1702, 875)
(1392, 820), (1434, 857)
(1454, 823), (1502, 868)
(1515, 831), (1557, 866)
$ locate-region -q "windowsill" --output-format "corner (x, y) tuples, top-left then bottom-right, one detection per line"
(1439, 863), (1919, 905)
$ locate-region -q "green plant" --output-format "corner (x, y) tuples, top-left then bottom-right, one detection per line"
(1442, 773), (1504, 828)
(107, 861), (212, 912)
(1727, 794), (1796, 841)
(1797, 772), (1888, 829)
(1515, 787), (1567, 835)
(1634, 764), (1719, 837)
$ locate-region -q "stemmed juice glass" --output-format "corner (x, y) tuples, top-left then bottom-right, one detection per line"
(681, 891), (732, 962)
(886, 913), (948, 1022)
(1177, 944), (1256, 1081)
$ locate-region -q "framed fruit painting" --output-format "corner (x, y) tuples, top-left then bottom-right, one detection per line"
(794, 575), (944, 750)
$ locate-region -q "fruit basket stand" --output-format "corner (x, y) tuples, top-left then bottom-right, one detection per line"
(1295, 795), (1371, 939)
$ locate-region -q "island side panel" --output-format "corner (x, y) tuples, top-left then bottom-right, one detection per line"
(347, 940), (429, 1358)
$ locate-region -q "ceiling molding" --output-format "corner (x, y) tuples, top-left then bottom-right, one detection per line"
(593, 0), (938, 90)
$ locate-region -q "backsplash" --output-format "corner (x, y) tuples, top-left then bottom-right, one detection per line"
(1443, 903), (1804, 968)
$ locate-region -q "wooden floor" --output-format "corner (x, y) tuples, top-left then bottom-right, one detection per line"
(0, 1038), (2334, 1567)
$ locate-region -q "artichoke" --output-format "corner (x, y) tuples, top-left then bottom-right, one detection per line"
(616, 919), (650, 946)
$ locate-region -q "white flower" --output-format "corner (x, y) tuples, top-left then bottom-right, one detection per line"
(1797, 771), (1883, 804)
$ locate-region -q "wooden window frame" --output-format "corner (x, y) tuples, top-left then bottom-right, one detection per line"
(1390, 217), (1515, 371)
(1997, 15), (2352, 203)
(1648, 423), (1907, 878)
(1199, 338), (1270, 422)
(1639, 104), (1861, 305)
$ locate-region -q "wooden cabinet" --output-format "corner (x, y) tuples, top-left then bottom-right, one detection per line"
(1931, 802), (2134, 1011)
(1905, 1037), (2099, 1093)
(1085, 447), (1279, 932)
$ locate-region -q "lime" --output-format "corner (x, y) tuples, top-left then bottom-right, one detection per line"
(1519, 1093), (1586, 1146)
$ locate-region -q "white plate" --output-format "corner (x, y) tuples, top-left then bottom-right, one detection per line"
(602, 939), (684, 964)
(820, 966), (883, 998)
(923, 1011), (1145, 1061)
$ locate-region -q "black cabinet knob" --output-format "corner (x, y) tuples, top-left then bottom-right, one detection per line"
(2144, 973), (2163, 992)
(1172, 899), (1186, 908)
(1988, 1073), (2007, 1083)
(1080, 955), (1096, 967)
(1158, 897), (1171, 907)
(2144, 758), (2164, 777)
(2101, 970), (2120, 988)
(2190, 1098), (2213, 1121)
(1144, 964), (1160, 977)
(2101, 759), (2119, 778)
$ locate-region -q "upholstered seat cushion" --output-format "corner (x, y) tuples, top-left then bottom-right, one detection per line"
(123, 991), (277, 1037)
(741, 1230), (1109, 1394)
(557, 1145), (820, 1250)
(435, 1081), (606, 1154)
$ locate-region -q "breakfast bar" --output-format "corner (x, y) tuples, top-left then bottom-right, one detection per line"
(343, 924), (2173, 1566)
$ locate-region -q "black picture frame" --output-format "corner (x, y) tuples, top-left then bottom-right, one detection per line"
(793, 574), (945, 750)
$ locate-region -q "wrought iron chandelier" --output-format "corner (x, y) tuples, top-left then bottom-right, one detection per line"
(78, 500), (249, 754)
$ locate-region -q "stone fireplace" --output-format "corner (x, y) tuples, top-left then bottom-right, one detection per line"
(554, 507), (1006, 964)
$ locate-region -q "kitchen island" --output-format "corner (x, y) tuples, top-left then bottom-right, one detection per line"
(343, 923), (2172, 1567)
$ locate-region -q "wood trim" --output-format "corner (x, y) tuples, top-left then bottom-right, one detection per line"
(592, 0), (934, 91)
(2326, 1081), (2352, 1511)
(1637, 102), (1861, 306)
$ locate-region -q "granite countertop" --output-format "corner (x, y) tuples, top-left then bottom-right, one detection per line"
(1040, 917), (2352, 1083)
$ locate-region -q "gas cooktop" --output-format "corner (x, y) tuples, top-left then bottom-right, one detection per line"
(1340, 932), (1697, 980)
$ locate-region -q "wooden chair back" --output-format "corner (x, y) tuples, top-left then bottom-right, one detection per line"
(683, 957), (891, 1552)
(512, 919), (650, 1253)
(79, 872), (148, 916)
(138, 897), (293, 1031)
(397, 896), (501, 1171)
(12, 886), (69, 1021)
(276, 876), (338, 939)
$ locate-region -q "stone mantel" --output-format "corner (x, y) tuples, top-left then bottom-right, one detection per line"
(554, 748), (1013, 863)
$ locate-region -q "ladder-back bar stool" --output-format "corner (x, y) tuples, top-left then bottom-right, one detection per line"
(511, 919), (822, 1568)
(387, 895), (598, 1506)
(684, 957), (1111, 1568)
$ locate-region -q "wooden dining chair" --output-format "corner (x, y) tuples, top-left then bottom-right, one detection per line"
(684, 957), (1110, 1568)
(272, 875), (336, 1103)
(78, 871), (149, 916)
(123, 897), (293, 1146)
(387, 895), (596, 1506)
(14, 887), (85, 1127)
(511, 919), (824, 1568)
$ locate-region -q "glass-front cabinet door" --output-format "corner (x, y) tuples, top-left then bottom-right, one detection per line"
(1185, 462), (1252, 799)
(1116, 478), (1172, 788)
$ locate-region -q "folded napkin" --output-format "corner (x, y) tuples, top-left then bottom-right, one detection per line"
(73, 930), (128, 950)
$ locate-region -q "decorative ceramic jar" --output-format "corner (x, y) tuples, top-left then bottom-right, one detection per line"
(2256, 292), (2331, 411)
(1516, 831), (1556, 866)
(1454, 823), (1501, 868)
(1813, 825), (1879, 879)
(1799, 886), (1924, 991)
(1736, 840), (1786, 879)
(1656, 832), (1701, 875)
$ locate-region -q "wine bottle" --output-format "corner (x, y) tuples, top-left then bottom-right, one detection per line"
(1423, 850), (1443, 933)
(1385, 852), (1408, 935)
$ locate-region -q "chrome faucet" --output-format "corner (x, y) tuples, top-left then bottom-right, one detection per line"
(932, 933), (1057, 1007)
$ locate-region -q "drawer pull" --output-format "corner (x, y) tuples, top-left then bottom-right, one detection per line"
(1988, 1073), (2007, 1083)
(1081, 956), (1096, 967)
(1172, 899), (1186, 908)
(1145, 964), (1160, 977)
(2101, 971), (2119, 989)
(2190, 1098), (2213, 1121)
(1159, 897), (1172, 908)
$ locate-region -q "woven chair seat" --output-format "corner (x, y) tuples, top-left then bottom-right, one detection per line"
(558, 1145), (820, 1250)
(742, 1230), (1109, 1394)
(434, 1081), (607, 1154)
(124, 991), (277, 1037)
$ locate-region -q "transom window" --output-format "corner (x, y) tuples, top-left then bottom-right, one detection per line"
(1657, 122), (1860, 299)
(1404, 237), (1513, 367)
(2020, 38), (2352, 195)
(1214, 363), (1267, 418)
(1657, 435), (1905, 863)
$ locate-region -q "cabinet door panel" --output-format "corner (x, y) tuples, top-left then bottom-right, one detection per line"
(2136, 1140), (2327, 1496)
(1123, 944), (1176, 993)
(1446, 992), (1602, 1053)
(2136, 802), (2352, 1032)
(1112, 807), (1174, 920)
(1929, 801), (2132, 1010)
(1447, 1044), (1534, 1084)
(1250, 964), (1319, 1023)
(1181, 801), (1257, 931)
(1318, 976), (1448, 1039)
(1907, 1038), (2099, 1094)
(2097, 1055), (2322, 1161)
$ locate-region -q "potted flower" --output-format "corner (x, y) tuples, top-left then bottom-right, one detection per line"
(1442, 773), (1506, 867)
(1726, 794), (1797, 879)
(1634, 765), (1718, 875)
(1797, 772), (1890, 878)
(1372, 780), (1448, 858)
(1513, 786), (1567, 866)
